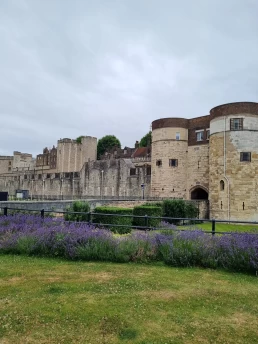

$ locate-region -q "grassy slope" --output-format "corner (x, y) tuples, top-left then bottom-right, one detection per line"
(177, 222), (258, 233)
(1, 255), (258, 344)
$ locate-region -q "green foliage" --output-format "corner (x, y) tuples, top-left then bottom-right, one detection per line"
(64, 201), (90, 222)
(162, 199), (198, 224)
(144, 201), (163, 207)
(139, 131), (152, 147)
(94, 207), (132, 234)
(97, 135), (121, 159)
(133, 206), (162, 228)
(76, 136), (84, 144)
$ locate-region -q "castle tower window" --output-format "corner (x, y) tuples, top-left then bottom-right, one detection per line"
(206, 129), (210, 140)
(196, 130), (204, 141)
(240, 152), (251, 162)
(156, 160), (162, 167)
(230, 118), (243, 130)
(169, 159), (178, 167)
(175, 132), (180, 140)
(220, 180), (225, 191)
(130, 168), (136, 176)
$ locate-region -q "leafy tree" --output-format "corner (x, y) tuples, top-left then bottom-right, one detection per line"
(76, 136), (84, 144)
(97, 135), (121, 159)
(139, 131), (152, 147)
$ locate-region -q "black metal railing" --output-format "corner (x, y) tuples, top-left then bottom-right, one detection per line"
(1, 206), (258, 236)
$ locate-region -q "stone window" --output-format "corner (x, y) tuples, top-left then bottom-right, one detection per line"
(38, 174), (42, 180)
(156, 160), (162, 167)
(176, 132), (180, 140)
(9, 161), (11, 166)
(240, 152), (251, 162)
(55, 173), (60, 179)
(220, 180), (225, 191)
(169, 159), (178, 167)
(206, 129), (210, 140)
(196, 131), (204, 141)
(230, 118), (243, 130)
(130, 168), (136, 176)
(46, 173), (51, 179)
(31, 174), (35, 179)
(147, 166), (151, 175)
(8, 167), (11, 171)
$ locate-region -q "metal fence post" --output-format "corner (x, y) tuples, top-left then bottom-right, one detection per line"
(212, 219), (216, 236)
(41, 209), (45, 219)
(4, 207), (7, 216)
(88, 212), (91, 224)
(145, 215), (149, 230)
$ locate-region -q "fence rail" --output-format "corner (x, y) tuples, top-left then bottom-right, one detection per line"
(1, 206), (258, 236)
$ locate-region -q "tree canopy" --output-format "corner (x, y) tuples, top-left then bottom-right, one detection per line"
(97, 135), (121, 159)
(139, 131), (152, 147)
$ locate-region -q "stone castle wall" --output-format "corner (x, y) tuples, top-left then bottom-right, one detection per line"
(151, 127), (188, 198)
(57, 136), (97, 173)
(209, 112), (258, 221)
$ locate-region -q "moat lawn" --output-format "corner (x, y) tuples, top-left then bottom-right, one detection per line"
(1, 255), (258, 344)
(179, 222), (258, 233)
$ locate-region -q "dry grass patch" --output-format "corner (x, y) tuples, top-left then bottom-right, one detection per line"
(1, 255), (258, 344)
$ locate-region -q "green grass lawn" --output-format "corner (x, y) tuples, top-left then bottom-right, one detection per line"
(177, 222), (258, 233)
(1, 255), (258, 344)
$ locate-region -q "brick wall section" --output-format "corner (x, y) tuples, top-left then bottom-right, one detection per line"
(188, 115), (210, 146)
(210, 102), (258, 120)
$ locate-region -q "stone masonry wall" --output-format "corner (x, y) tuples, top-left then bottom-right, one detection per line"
(187, 145), (209, 199)
(151, 127), (188, 198)
(209, 114), (258, 221)
(0, 156), (13, 175)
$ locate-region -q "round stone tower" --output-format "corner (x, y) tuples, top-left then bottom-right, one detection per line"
(151, 118), (188, 198)
(209, 102), (258, 221)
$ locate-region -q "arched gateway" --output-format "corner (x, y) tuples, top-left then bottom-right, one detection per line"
(190, 186), (208, 200)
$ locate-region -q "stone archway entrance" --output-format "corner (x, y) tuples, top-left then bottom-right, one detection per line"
(190, 187), (208, 200)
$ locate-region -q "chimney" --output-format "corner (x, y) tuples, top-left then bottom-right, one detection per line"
(135, 141), (139, 148)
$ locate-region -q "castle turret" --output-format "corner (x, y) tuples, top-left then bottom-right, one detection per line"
(151, 118), (188, 198)
(209, 102), (258, 221)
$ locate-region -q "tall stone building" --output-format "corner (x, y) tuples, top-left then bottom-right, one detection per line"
(151, 101), (258, 221)
(1, 101), (258, 221)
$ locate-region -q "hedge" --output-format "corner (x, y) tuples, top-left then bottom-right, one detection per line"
(64, 201), (90, 222)
(133, 206), (162, 228)
(162, 199), (198, 224)
(93, 207), (133, 234)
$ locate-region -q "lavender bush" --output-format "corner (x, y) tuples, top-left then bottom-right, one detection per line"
(0, 215), (258, 274)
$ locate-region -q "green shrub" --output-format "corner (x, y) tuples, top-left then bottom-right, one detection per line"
(64, 201), (90, 222)
(93, 207), (133, 234)
(162, 200), (198, 224)
(133, 206), (162, 228)
(144, 202), (163, 208)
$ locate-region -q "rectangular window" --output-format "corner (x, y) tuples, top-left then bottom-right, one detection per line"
(196, 131), (204, 141)
(130, 168), (136, 176)
(230, 118), (243, 130)
(9, 161), (11, 166)
(156, 160), (162, 167)
(169, 159), (178, 167)
(176, 132), (180, 140)
(206, 129), (210, 140)
(38, 174), (42, 180)
(8, 167), (11, 171)
(240, 152), (251, 162)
